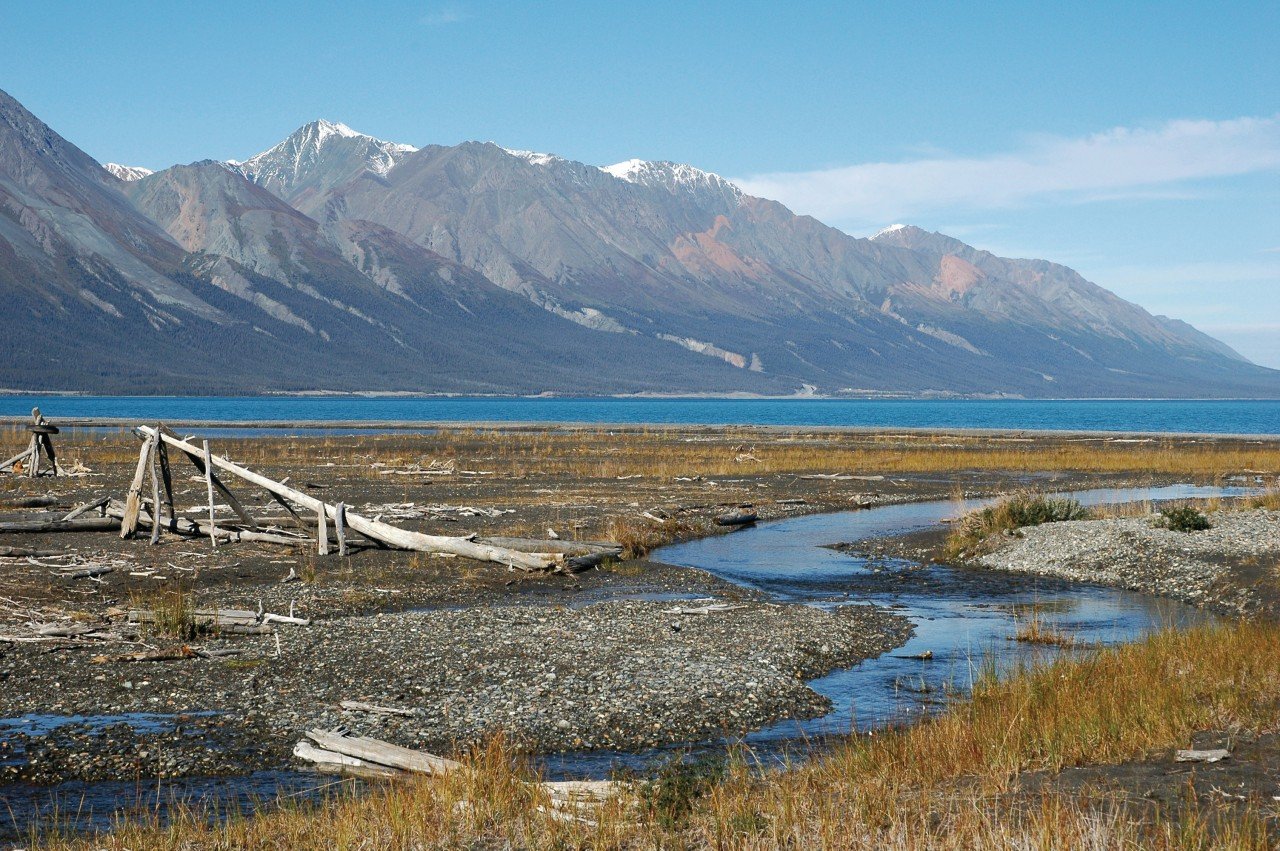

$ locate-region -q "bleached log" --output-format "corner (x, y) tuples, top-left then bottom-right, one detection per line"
(0, 446), (34, 473)
(61, 496), (111, 521)
(91, 646), (198, 664)
(305, 729), (462, 775)
(149, 435), (162, 545)
(292, 741), (404, 778)
(714, 511), (758, 527)
(104, 502), (308, 547)
(203, 439), (218, 549)
(0, 517), (119, 533)
(60, 565), (115, 580)
(261, 612), (311, 626)
(475, 537), (620, 555)
(1175, 748), (1231, 763)
(135, 427), (562, 571)
(120, 435), (154, 538)
(317, 505), (329, 556)
(334, 502), (348, 556)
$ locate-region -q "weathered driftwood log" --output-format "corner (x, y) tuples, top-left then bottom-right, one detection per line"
(0, 517), (120, 534)
(714, 511), (758, 527)
(91, 646), (198, 664)
(0, 546), (65, 557)
(104, 501), (310, 547)
(120, 433), (155, 537)
(292, 741), (402, 778)
(305, 729), (462, 775)
(0, 496), (59, 509)
(62, 496), (111, 521)
(135, 427), (564, 571)
(60, 565), (115, 580)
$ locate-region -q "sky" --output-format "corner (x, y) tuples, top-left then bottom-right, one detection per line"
(3, 1), (1277, 366)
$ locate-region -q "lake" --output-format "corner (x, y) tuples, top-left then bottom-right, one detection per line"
(1, 396), (1279, 435)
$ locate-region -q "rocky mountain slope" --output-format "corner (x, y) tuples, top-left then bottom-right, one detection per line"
(1, 87), (1276, 397)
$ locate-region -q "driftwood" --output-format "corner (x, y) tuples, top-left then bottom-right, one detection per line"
(62, 496), (111, 521)
(0, 516), (120, 534)
(714, 511), (758, 527)
(294, 730), (628, 821)
(91, 646), (198, 664)
(1175, 748), (1231, 763)
(0, 546), (65, 557)
(305, 729), (462, 775)
(0, 496), (59, 509)
(135, 427), (573, 571)
(292, 740), (402, 779)
(60, 565), (115, 580)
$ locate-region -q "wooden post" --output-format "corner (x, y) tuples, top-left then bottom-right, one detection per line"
(120, 435), (154, 538)
(148, 434), (162, 545)
(156, 439), (176, 532)
(317, 505), (330, 555)
(335, 502), (348, 556)
(203, 439), (217, 549)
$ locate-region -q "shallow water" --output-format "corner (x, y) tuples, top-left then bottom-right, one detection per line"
(539, 484), (1243, 776)
(1, 485), (1250, 841)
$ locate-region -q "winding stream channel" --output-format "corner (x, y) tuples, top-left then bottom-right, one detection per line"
(1, 483), (1249, 841)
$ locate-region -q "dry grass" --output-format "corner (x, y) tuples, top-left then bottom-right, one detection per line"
(17, 426), (1280, 482)
(1251, 488), (1280, 511)
(607, 515), (702, 558)
(28, 620), (1280, 849)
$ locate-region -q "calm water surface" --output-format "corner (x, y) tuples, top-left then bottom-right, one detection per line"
(2, 396), (1279, 435)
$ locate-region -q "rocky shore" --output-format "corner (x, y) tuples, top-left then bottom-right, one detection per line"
(976, 508), (1280, 616)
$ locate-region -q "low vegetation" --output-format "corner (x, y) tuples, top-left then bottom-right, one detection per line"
(1158, 505), (1213, 532)
(946, 492), (1092, 559)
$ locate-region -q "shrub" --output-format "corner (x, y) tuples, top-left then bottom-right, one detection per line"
(946, 492), (1092, 559)
(1157, 505), (1211, 532)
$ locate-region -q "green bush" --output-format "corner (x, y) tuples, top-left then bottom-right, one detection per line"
(1157, 505), (1211, 532)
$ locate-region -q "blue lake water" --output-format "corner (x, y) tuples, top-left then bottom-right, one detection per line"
(2, 396), (1279, 435)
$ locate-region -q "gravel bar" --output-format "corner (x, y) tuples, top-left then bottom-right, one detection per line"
(976, 509), (1280, 615)
(0, 599), (911, 781)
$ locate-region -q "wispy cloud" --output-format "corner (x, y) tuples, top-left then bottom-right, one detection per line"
(734, 116), (1280, 226)
(421, 6), (466, 26)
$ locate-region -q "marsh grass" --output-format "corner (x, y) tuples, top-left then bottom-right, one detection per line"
(607, 515), (701, 558)
(945, 492), (1092, 559)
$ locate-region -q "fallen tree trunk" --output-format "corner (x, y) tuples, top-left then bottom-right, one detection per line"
(135, 427), (562, 570)
(0, 517), (120, 534)
(104, 501), (310, 547)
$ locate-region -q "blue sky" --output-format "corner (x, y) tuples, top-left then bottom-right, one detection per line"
(4, 1), (1278, 366)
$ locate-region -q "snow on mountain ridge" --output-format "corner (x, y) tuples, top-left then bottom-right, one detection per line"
(601, 158), (742, 198)
(103, 163), (153, 181)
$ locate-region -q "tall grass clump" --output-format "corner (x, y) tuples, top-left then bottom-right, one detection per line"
(946, 492), (1092, 559)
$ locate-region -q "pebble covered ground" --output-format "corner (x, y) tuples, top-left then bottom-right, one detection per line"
(0, 600), (910, 783)
(977, 508), (1280, 615)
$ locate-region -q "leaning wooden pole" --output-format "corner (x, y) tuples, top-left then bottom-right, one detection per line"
(134, 426), (563, 571)
(203, 439), (218, 550)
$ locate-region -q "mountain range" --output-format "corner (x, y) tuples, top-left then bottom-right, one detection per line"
(2, 87), (1275, 397)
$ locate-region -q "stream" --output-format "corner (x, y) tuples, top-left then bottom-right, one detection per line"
(0, 483), (1248, 842)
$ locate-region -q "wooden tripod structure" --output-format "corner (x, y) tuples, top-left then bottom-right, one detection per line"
(0, 408), (59, 478)
(119, 425), (619, 572)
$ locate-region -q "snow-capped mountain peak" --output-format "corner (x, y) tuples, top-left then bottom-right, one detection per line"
(231, 120), (417, 205)
(601, 158), (742, 200)
(870, 223), (910, 240)
(500, 147), (563, 167)
(103, 162), (153, 181)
